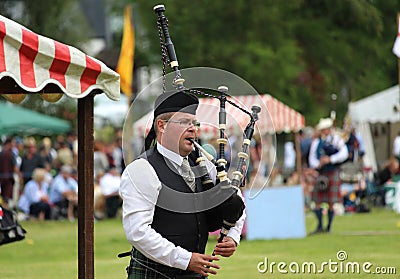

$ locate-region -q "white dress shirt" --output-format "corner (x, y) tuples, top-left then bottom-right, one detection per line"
(308, 134), (349, 169)
(393, 135), (400, 157)
(119, 142), (246, 270)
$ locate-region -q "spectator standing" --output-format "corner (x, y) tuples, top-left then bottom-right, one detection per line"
(99, 167), (121, 218)
(20, 137), (45, 185)
(299, 128), (312, 168)
(283, 141), (296, 180)
(94, 140), (109, 178)
(54, 141), (74, 171)
(0, 138), (19, 207)
(393, 131), (400, 163)
(113, 136), (125, 174)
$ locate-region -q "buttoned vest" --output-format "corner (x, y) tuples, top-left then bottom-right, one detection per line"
(145, 147), (209, 253)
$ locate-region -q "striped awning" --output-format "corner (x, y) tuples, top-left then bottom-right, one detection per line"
(0, 15), (120, 102)
(134, 94), (305, 136)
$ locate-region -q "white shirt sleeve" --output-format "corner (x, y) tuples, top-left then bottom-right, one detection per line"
(227, 189), (246, 244)
(308, 138), (320, 169)
(329, 135), (349, 164)
(119, 159), (192, 270)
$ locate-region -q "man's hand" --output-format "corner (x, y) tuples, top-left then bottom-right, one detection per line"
(213, 236), (237, 257)
(187, 253), (220, 277)
(319, 155), (330, 168)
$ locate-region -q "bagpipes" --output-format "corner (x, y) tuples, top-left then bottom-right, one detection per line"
(153, 4), (260, 243)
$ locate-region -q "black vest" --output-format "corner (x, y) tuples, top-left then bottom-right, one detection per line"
(145, 147), (209, 253)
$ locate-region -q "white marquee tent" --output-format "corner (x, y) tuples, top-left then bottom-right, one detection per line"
(348, 85), (400, 171)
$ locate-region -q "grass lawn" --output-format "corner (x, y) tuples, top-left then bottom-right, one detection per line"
(0, 208), (399, 278)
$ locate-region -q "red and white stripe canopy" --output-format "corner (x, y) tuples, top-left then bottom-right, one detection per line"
(134, 94), (305, 136)
(0, 15), (120, 101)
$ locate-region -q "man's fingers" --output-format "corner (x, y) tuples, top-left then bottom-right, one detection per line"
(203, 254), (220, 262)
(214, 244), (236, 257)
(202, 260), (220, 269)
(214, 239), (236, 257)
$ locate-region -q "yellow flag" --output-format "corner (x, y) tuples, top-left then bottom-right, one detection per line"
(116, 5), (135, 98)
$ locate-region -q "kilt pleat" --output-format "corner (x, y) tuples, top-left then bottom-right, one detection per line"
(312, 169), (341, 204)
(126, 249), (203, 279)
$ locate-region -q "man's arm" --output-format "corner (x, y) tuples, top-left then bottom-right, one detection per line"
(120, 159), (192, 270)
(308, 139), (320, 169)
(329, 136), (349, 165)
(226, 189), (246, 245)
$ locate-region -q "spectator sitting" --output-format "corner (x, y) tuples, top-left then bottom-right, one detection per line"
(374, 157), (399, 206)
(99, 166), (121, 218)
(17, 168), (51, 221)
(94, 171), (105, 220)
(49, 165), (78, 221)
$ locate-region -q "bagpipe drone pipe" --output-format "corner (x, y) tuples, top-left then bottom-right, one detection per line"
(153, 4), (259, 243)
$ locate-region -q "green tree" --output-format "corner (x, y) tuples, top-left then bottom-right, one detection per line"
(126, 0), (400, 125)
(0, 0), (94, 131)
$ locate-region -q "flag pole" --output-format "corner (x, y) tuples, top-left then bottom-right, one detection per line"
(116, 5), (136, 164)
(398, 13), (400, 89)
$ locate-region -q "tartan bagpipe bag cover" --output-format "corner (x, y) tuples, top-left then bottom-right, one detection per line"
(0, 206), (26, 245)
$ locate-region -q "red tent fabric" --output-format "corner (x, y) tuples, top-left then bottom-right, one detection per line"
(0, 15), (120, 101)
(134, 94), (305, 136)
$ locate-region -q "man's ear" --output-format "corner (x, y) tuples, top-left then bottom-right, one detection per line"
(156, 119), (165, 134)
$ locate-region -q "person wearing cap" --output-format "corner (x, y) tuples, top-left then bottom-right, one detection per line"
(308, 118), (349, 234)
(119, 91), (245, 278)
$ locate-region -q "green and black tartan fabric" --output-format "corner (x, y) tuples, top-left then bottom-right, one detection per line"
(126, 248), (203, 279)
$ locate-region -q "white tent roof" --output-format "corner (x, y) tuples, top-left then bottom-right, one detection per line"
(348, 85), (400, 124)
(347, 85), (400, 172)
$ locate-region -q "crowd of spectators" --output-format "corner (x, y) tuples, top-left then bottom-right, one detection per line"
(0, 131), (124, 222)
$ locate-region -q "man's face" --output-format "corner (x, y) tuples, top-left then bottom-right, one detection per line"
(321, 127), (331, 138)
(158, 112), (198, 157)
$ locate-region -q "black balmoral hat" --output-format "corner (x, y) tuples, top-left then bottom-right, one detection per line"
(154, 90), (199, 117)
(144, 90), (199, 150)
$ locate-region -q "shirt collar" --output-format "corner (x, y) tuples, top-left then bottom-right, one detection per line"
(157, 142), (185, 166)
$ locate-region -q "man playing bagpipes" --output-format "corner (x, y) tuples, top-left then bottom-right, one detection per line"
(119, 90), (246, 279)
(308, 118), (348, 234)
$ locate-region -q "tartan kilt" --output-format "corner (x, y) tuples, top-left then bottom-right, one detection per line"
(312, 169), (342, 205)
(126, 249), (203, 279)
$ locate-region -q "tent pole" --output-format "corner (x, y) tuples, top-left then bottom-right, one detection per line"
(77, 94), (95, 279)
(398, 13), (400, 112)
(294, 131), (302, 177)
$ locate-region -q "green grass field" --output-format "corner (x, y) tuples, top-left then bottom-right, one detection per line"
(0, 208), (399, 278)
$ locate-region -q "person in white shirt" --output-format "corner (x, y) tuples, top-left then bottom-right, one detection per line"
(49, 165), (78, 221)
(119, 90), (245, 279)
(99, 166), (121, 218)
(393, 131), (400, 161)
(18, 168), (51, 220)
